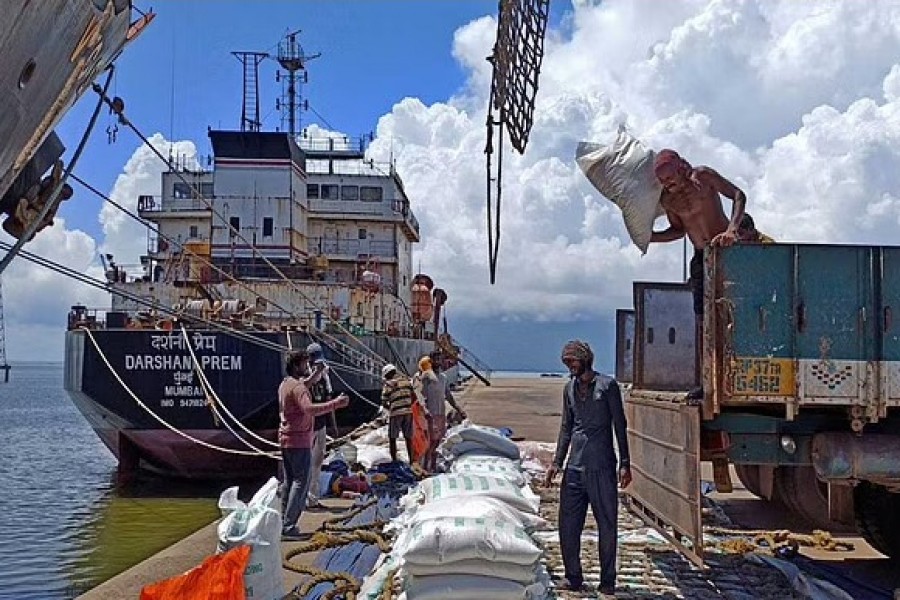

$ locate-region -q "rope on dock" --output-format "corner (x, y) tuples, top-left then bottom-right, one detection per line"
(283, 530), (392, 598)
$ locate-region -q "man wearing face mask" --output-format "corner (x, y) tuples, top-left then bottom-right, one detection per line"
(544, 340), (631, 597)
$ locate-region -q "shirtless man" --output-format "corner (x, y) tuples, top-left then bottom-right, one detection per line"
(649, 149), (751, 398)
(650, 149), (750, 314)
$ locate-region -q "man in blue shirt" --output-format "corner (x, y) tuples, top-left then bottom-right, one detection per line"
(544, 340), (632, 596)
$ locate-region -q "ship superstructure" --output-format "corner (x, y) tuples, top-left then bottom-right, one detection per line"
(114, 131), (428, 341)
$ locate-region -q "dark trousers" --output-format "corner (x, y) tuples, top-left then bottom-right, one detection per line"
(559, 467), (618, 589)
(280, 447), (312, 533)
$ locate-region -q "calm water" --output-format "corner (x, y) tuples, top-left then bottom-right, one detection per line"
(0, 363), (224, 600)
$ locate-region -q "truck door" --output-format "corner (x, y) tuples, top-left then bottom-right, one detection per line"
(795, 246), (877, 415)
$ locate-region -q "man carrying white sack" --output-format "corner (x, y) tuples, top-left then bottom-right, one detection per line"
(648, 149), (768, 400)
(545, 340), (631, 597)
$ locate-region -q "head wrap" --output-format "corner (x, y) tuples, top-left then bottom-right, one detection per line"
(418, 356), (432, 372)
(561, 340), (594, 367)
(653, 149), (688, 180)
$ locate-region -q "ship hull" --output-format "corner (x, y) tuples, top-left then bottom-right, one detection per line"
(64, 328), (446, 480)
(1, 0), (137, 209)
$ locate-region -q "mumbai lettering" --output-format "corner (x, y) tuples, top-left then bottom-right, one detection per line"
(124, 355), (242, 370)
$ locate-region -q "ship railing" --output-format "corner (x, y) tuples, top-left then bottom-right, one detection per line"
(305, 159), (392, 176)
(137, 194), (210, 213)
(307, 237), (396, 259)
(299, 136), (371, 154)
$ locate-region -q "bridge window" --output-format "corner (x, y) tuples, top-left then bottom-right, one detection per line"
(360, 186), (383, 202)
(341, 185), (359, 201)
(321, 184), (339, 200)
(307, 184), (319, 199)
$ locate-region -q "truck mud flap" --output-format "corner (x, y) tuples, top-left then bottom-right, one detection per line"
(624, 393), (703, 566)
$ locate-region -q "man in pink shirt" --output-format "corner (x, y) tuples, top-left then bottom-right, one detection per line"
(279, 350), (349, 539)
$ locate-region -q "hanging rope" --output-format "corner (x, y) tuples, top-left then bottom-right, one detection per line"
(180, 325), (280, 450)
(484, 0), (550, 284)
(83, 327), (280, 459)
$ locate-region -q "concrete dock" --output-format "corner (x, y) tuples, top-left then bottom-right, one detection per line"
(79, 377), (898, 598)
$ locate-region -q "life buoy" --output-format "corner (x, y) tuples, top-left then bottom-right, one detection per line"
(159, 319), (174, 331)
(330, 306), (341, 321)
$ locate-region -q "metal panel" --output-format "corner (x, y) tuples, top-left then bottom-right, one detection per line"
(634, 282), (697, 390)
(880, 247), (900, 412)
(615, 309), (635, 383)
(795, 246), (876, 406)
(715, 244), (796, 403)
(625, 392), (703, 566)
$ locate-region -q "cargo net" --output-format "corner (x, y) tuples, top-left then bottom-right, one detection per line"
(485, 0), (551, 283)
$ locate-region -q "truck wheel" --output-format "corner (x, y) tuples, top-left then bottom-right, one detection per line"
(734, 464), (764, 498)
(774, 466), (843, 530)
(854, 482), (900, 560)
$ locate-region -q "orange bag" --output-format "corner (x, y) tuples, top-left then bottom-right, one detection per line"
(410, 401), (431, 463)
(139, 545), (251, 600)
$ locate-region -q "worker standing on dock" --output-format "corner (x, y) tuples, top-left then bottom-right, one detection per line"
(381, 363), (419, 463)
(305, 342), (335, 510)
(545, 340), (631, 597)
(418, 353), (467, 471)
(278, 350), (348, 539)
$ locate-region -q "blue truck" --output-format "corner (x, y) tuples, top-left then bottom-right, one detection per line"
(618, 243), (900, 565)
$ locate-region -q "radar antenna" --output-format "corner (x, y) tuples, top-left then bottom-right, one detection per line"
(275, 30), (321, 136)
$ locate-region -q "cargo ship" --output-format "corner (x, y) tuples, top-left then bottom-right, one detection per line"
(63, 32), (463, 480)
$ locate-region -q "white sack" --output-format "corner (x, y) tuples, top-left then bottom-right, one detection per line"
(403, 558), (537, 585)
(393, 517), (541, 566)
(405, 574), (545, 600)
(217, 476), (284, 600)
(390, 495), (548, 533)
(402, 474), (540, 515)
(575, 129), (664, 254)
(450, 459), (528, 487)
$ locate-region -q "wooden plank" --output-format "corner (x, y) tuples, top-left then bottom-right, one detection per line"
(624, 395), (703, 567)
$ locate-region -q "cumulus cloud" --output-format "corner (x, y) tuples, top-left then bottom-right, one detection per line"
(364, 0), (900, 321)
(99, 134), (199, 276)
(13, 0), (900, 362)
(0, 218), (107, 360)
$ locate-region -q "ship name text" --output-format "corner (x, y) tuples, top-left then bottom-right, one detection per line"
(124, 354), (242, 370)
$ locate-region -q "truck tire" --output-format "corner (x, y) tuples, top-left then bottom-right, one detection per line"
(774, 466), (846, 530)
(734, 464), (765, 499)
(854, 482), (900, 560)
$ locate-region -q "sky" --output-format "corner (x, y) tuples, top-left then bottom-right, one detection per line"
(5, 0), (900, 373)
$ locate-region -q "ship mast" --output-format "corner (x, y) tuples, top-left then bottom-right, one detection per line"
(276, 30), (320, 136)
(231, 51), (269, 132)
